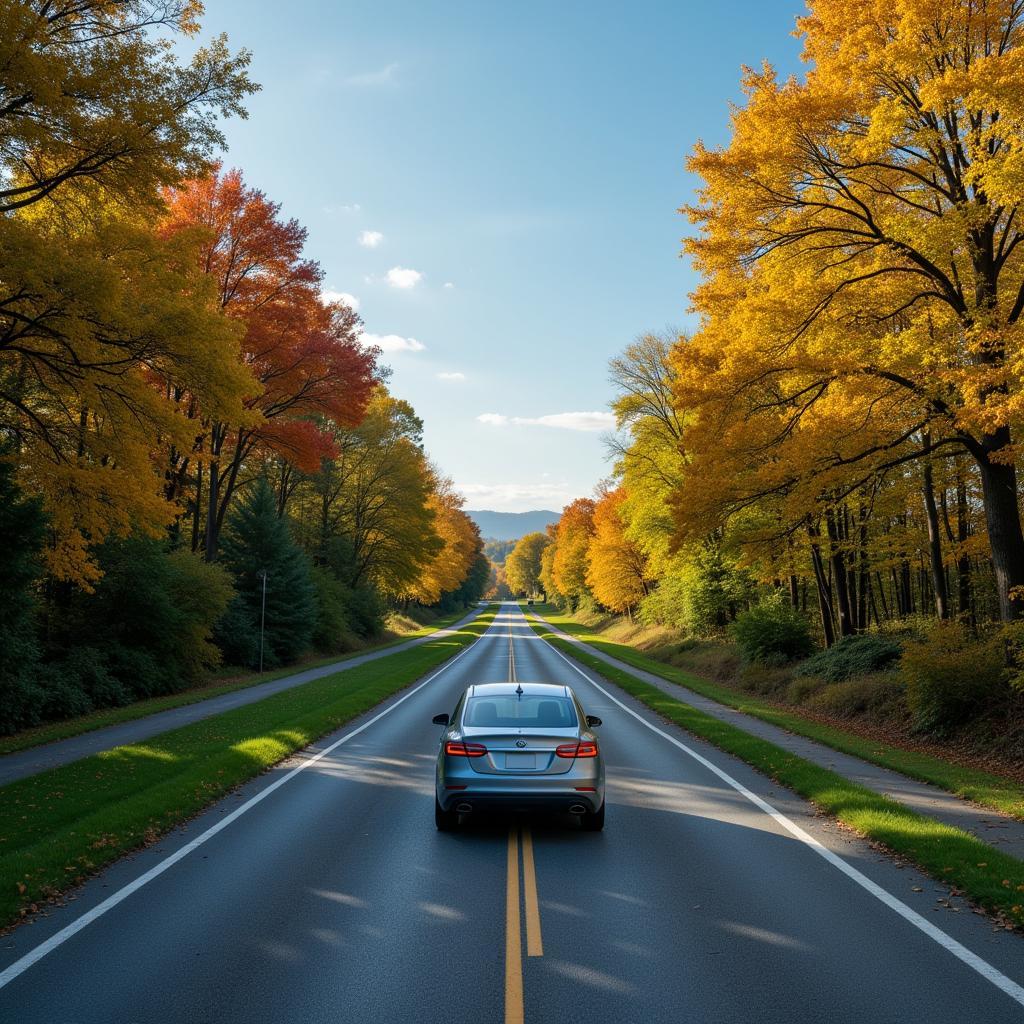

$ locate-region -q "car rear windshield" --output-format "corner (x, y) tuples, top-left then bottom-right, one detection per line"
(464, 695), (578, 729)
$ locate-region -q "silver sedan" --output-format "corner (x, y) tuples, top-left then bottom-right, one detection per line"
(432, 681), (606, 831)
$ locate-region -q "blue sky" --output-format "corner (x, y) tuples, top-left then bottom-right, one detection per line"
(197, 1), (805, 511)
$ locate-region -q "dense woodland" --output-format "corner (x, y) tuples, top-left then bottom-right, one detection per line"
(0, 2), (487, 735)
(501, 1), (1024, 743)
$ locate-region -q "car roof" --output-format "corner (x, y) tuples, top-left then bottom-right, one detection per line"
(466, 682), (571, 698)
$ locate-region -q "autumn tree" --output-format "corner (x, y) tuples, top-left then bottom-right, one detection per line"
(539, 524), (561, 604)
(161, 167), (377, 559)
(0, 1), (256, 214)
(505, 532), (550, 597)
(684, 0), (1024, 620)
(1, 213), (252, 584)
(408, 476), (480, 605)
(586, 487), (650, 613)
(297, 389), (440, 597)
(552, 498), (596, 608)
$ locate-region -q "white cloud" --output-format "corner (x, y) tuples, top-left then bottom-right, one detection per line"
(321, 289), (360, 311)
(475, 411), (614, 432)
(443, 281), (455, 289)
(359, 230), (384, 248)
(324, 202), (361, 215)
(347, 63), (398, 86)
(437, 371), (466, 382)
(455, 481), (575, 512)
(360, 331), (425, 353)
(386, 266), (423, 289)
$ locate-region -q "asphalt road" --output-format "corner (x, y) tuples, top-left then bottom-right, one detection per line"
(2, 604), (1024, 1023)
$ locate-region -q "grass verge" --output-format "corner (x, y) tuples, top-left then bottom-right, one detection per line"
(0, 606), (478, 757)
(526, 613), (1024, 929)
(528, 605), (1024, 821)
(0, 607), (496, 929)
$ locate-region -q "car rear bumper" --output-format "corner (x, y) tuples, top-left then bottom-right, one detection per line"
(438, 745), (604, 815)
(438, 787), (604, 814)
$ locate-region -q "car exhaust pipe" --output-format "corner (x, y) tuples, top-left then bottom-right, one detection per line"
(455, 803), (473, 814)
(569, 804), (587, 815)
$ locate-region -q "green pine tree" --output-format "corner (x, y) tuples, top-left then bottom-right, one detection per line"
(218, 477), (316, 668)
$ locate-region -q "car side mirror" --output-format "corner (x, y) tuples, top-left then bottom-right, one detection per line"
(432, 713), (450, 726)
(586, 715), (602, 728)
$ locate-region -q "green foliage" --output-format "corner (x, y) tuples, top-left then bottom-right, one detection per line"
(806, 675), (907, 721)
(0, 455), (46, 733)
(310, 566), (354, 654)
(89, 537), (232, 692)
(732, 596), (813, 665)
(901, 621), (1008, 735)
(218, 477), (316, 667)
(638, 546), (754, 636)
(795, 634), (902, 682)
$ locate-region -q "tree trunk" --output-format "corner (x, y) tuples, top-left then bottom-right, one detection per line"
(825, 509), (854, 637)
(808, 524), (835, 647)
(921, 445), (949, 619)
(976, 441), (1024, 621)
(191, 460), (203, 554)
(956, 474), (973, 622)
(204, 457), (220, 562)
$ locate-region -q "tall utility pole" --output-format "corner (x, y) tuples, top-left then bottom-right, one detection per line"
(258, 570), (268, 674)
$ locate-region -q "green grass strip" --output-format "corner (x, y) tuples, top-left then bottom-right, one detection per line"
(529, 605), (1024, 821)
(0, 607), (475, 757)
(526, 615), (1024, 929)
(0, 607), (497, 928)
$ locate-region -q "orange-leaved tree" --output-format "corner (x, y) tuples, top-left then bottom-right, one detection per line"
(586, 487), (651, 614)
(552, 498), (596, 609)
(161, 166), (377, 558)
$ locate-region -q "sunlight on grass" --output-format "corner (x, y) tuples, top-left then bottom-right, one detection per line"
(97, 745), (180, 764)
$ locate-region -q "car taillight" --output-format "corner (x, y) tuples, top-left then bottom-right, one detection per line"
(556, 741), (598, 759)
(445, 741), (487, 757)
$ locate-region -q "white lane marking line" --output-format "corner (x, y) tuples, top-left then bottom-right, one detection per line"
(528, 613), (1024, 1009)
(0, 619), (502, 990)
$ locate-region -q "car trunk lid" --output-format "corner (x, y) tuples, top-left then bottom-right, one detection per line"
(461, 728), (579, 775)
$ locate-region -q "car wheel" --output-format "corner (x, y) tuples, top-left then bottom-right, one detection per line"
(580, 802), (605, 831)
(435, 796), (458, 831)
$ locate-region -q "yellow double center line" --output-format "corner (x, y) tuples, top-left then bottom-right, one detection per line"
(508, 617), (517, 682)
(505, 827), (543, 1024)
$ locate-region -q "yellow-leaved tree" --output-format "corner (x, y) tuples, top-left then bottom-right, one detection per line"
(682, 0), (1024, 620)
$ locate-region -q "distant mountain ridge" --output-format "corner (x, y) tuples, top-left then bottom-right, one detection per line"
(466, 509), (560, 542)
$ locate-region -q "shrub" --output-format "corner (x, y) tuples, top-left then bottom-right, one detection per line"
(0, 453), (46, 734)
(786, 675), (826, 705)
(806, 674), (907, 721)
(732, 596), (813, 665)
(343, 583), (385, 638)
(0, 674), (45, 734)
(737, 661), (793, 696)
(310, 566), (353, 653)
(213, 597), (260, 669)
(901, 621), (1007, 735)
(795, 634), (902, 682)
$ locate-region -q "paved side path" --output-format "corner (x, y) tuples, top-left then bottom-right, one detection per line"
(0, 608), (484, 787)
(530, 612), (1024, 861)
